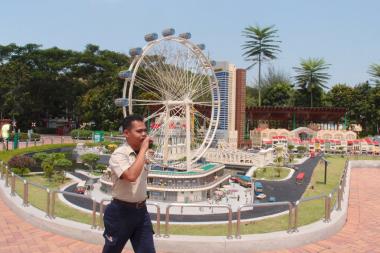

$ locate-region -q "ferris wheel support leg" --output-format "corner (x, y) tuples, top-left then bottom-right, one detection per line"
(186, 103), (191, 171)
(163, 105), (170, 166)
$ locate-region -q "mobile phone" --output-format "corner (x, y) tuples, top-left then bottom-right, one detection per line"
(148, 139), (154, 149)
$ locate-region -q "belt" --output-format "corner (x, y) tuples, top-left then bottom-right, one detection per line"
(113, 198), (146, 209)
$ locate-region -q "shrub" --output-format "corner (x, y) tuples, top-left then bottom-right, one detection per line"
(12, 167), (31, 176)
(106, 144), (118, 153)
(70, 129), (93, 139)
(9, 132), (40, 141)
(96, 163), (107, 172)
(8, 155), (36, 170)
(297, 146), (307, 154)
(33, 152), (49, 163)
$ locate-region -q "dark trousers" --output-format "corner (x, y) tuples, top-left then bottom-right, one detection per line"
(102, 200), (156, 253)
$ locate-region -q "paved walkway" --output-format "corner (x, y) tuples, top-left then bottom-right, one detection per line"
(266, 168), (380, 253)
(1, 167), (379, 252)
(0, 199), (131, 253)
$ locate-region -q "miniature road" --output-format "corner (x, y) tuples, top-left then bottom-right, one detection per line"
(63, 156), (321, 222)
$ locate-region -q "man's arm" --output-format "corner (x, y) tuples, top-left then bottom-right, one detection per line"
(121, 137), (150, 182)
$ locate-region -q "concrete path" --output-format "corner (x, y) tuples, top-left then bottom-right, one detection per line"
(265, 168), (380, 253)
(0, 191), (136, 253)
(1, 140), (379, 252)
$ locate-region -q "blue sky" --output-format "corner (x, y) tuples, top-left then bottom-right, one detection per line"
(1, 0), (379, 87)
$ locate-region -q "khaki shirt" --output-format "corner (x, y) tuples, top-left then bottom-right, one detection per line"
(108, 143), (148, 202)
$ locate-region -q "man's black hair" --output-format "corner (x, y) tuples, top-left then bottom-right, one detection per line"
(122, 115), (145, 131)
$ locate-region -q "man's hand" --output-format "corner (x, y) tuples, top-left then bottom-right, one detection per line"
(140, 137), (151, 154)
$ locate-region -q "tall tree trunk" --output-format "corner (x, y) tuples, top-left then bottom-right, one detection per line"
(310, 89), (313, 107)
(258, 53), (262, 106)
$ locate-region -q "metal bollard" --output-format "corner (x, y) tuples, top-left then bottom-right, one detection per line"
(34, 139), (37, 147)
(0, 161), (3, 179)
(235, 208), (242, 239)
(337, 186), (342, 211)
(227, 207), (233, 239)
(46, 189), (51, 218)
(99, 201), (106, 229)
(293, 202), (299, 232)
(155, 206), (161, 237)
(26, 140), (28, 148)
(287, 205), (293, 233)
(23, 180), (29, 206)
(91, 197), (97, 229)
(164, 207), (170, 238)
(50, 138), (53, 144)
(61, 136), (64, 144)
(10, 172), (16, 196)
(324, 195), (331, 222)
(5, 166), (9, 187)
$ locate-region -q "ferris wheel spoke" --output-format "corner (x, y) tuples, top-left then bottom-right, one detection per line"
(137, 57), (172, 97)
(142, 55), (183, 101)
(192, 101), (214, 107)
(190, 73), (209, 97)
(191, 85), (213, 102)
(143, 107), (166, 123)
(135, 74), (169, 99)
(131, 99), (166, 106)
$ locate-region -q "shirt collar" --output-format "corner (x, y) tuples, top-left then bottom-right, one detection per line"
(124, 143), (137, 156)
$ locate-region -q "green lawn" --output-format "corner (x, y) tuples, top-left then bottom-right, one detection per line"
(1, 147), (366, 235)
(253, 166), (291, 180)
(14, 174), (97, 225)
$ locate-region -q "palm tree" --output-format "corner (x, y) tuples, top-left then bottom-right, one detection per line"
(242, 25), (281, 106)
(368, 63), (380, 83)
(293, 58), (330, 107)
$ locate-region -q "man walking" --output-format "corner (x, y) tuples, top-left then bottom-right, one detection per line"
(102, 115), (156, 253)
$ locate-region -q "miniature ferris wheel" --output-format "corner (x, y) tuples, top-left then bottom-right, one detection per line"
(116, 28), (220, 170)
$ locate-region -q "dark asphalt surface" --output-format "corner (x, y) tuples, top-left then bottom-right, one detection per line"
(63, 155), (321, 222)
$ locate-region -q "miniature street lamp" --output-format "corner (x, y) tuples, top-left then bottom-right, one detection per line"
(321, 157), (329, 184)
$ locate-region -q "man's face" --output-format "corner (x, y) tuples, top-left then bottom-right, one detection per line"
(124, 120), (147, 151)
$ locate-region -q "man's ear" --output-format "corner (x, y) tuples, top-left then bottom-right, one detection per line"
(123, 129), (129, 138)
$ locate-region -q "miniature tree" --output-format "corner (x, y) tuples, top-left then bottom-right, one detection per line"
(53, 158), (73, 183)
(80, 153), (100, 173)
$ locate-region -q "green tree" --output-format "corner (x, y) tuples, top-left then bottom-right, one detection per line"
(351, 82), (377, 136)
(325, 84), (355, 128)
(53, 158), (73, 183)
(80, 153), (100, 173)
(0, 43), (130, 131)
(293, 58), (330, 107)
(262, 82), (294, 106)
(242, 25), (281, 106)
(246, 86), (259, 107)
(368, 63), (380, 83)
(41, 157), (54, 181)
